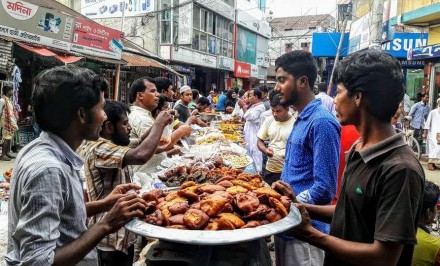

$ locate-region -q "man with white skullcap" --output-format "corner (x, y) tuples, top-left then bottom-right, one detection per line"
(174, 85), (193, 123)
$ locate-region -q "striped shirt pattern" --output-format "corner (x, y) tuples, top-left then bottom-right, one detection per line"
(77, 138), (135, 253)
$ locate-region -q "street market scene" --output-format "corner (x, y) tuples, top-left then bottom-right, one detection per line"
(0, 0), (440, 265)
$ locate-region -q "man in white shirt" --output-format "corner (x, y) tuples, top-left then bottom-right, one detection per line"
(257, 94), (295, 185)
(315, 82), (336, 115)
(240, 88), (267, 172)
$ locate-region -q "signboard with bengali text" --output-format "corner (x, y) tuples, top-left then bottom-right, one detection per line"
(71, 18), (124, 60)
(0, 0), (74, 50)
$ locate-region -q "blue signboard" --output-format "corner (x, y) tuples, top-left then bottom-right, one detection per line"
(382, 33), (428, 58)
(408, 44), (440, 60)
(312, 33), (349, 57)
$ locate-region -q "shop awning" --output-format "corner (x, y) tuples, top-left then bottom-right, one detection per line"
(16, 42), (82, 64)
(121, 52), (182, 76)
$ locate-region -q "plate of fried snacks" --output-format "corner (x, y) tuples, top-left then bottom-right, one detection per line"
(125, 174), (301, 245)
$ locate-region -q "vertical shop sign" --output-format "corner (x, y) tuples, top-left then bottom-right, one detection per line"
(0, 0), (74, 50)
(178, 0), (192, 45)
(72, 18), (124, 60)
(236, 27), (256, 65)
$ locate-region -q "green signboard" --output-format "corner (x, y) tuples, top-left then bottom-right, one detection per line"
(236, 27), (256, 64)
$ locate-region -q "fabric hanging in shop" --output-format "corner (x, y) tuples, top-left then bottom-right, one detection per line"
(121, 52), (182, 77)
(12, 65), (21, 112)
(16, 42), (82, 64)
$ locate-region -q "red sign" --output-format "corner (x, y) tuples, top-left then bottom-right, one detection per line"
(71, 18), (124, 60)
(234, 61), (251, 78)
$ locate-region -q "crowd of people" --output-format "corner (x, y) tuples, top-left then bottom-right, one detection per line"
(4, 48), (438, 266)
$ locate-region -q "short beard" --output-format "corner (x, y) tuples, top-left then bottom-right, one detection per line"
(112, 130), (130, 146)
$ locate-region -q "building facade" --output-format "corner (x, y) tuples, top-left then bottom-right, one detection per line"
(269, 14), (336, 65)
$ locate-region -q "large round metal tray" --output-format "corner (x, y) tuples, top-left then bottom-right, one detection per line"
(125, 204), (301, 245)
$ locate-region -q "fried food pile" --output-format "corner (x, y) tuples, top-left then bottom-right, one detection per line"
(159, 155), (245, 187)
(141, 174), (292, 230)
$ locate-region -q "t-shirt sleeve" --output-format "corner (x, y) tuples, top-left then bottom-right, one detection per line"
(374, 168), (424, 245)
(13, 167), (66, 265)
(257, 117), (271, 140)
(94, 141), (131, 169)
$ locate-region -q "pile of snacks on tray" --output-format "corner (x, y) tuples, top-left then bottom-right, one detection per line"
(140, 174), (292, 230)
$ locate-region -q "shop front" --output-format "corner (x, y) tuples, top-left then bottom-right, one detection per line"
(408, 44), (440, 108)
(312, 32), (428, 100)
(161, 45), (224, 95)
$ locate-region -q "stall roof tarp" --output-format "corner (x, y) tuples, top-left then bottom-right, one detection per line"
(16, 42), (82, 64)
(121, 52), (182, 76)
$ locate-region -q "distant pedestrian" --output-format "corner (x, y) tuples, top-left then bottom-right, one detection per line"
(259, 85), (271, 110)
(423, 98), (440, 171)
(408, 92), (430, 151)
(315, 82), (336, 115)
(224, 89), (237, 114)
(257, 94), (295, 185)
(0, 85), (18, 161)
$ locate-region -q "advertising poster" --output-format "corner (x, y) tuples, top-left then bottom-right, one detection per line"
(178, 0), (192, 45)
(72, 18), (124, 60)
(81, 0), (155, 19)
(236, 27), (256, 65)
(0, 0), (74, 51)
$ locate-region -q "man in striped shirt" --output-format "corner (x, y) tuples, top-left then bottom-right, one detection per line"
(78, 100), (172, 265)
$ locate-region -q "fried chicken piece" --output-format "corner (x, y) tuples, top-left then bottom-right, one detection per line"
(217, 216), (235, 230)
(168, 202), (190, 215)
(269, 197), (289, 217)
(242, 204), (271, 220)
(169, 214), (185, 225)
(235, 193), (260, 212)
(241, 221), (262, 228)
(226, 186), (248, 195)
(177, 189), (200, 202)
(200, 195), (229, 217)
(265, 208), (282, 223)
(144, 209), (164, 226)
(197, 184), (226, 194)
(218, 213), (245, 229)
(180, 181), (197, 189)
(231, 180), (256, 190)
(254, 187), (282, 199)
(216, 180), (234, 188)
(183, 209), (210, 230)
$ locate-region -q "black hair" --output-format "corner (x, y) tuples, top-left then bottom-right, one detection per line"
(422, 181), (439, 213)
(234, 87), (239, 94)
(333, 49), (404, 122)
(238, 89), (245, 98)
(32, 65), (108, 134)
(251, 88), (263, 100)
(152, 93), (171, 118)
(275, 50), (318, 89)
(226, 89), (235, 100)
(154, 77), (172, 94)
(104, 100), (130, 127)
(268, 89), (279, 102)
(197, 96), (210, 106)
(270, 94), (289, 108)
(192, 89), (199, 100)
(317, 82), (327, 93)
(258, 85), (269, 93)
(3, 85), (13, 95)
(129, 77), (155, 103)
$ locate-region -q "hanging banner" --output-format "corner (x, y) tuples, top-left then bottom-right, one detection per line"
(72, 18), (124, 60)
(178, 0), (192, 45)
(0, 0), (74, 51)
(236, 27), (256, 65)
(80, 0), (155, 19)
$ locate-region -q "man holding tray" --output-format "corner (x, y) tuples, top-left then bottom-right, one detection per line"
(281, 50), (425, 265)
